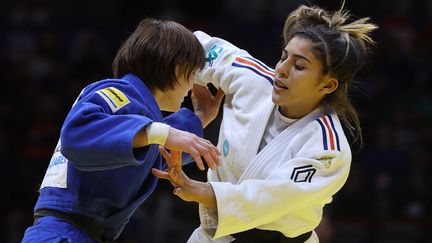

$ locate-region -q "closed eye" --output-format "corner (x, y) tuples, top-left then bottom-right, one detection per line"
(294, 64), (305, 71)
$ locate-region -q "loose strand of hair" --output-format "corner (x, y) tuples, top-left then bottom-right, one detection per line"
(337, 18), (378, 45)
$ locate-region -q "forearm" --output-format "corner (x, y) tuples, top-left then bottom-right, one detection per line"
(61, 112), (151, 169)
(172, 172), (217, 209)
(192, 181), (217, 209)
(132, 127), (149, 148)
(194, 111), (212, 128)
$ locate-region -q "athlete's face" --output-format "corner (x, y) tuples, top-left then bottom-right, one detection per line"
(159, 67), (193, 112)
(272, 36), (338, 118)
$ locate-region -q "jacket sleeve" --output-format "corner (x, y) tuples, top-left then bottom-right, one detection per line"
(193, 31), (275, 113)
(208, 121), (352, 238)
(60, 85), (154, 171)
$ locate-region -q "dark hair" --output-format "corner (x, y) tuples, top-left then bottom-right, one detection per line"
(112, 18), (206, 91)
(282, 4), (378, 146)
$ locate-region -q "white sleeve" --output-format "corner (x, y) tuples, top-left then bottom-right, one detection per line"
(209, 122), (351, 239)
(193, 31), (274, 112)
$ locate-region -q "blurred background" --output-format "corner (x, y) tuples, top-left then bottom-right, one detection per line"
(1, 0), (432, 242)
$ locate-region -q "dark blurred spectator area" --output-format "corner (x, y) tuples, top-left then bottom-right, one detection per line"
(1, 0), (432, 242)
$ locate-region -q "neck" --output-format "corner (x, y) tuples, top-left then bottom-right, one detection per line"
(151, 88), (165, 110)
(279, 101), (320, 119)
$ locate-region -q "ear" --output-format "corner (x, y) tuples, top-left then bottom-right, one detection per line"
(319, 77), (339, 94)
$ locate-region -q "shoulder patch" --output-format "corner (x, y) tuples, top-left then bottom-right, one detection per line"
(96, 87), (130, 113)
(207, 44), (224, 67)
(317, 156), (334, 168)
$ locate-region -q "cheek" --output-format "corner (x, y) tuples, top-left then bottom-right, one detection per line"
(183, 87), (191, 97)
(294, 70), (318, 86)
(183, 82), (192, 93)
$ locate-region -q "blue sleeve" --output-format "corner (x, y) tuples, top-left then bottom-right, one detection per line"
(60, 87), (155, 171)
(163, 108), (204, 167)
(163, 108), (203, 137)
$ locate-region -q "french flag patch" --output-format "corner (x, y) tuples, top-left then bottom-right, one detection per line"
(316, 115), (341, 151)
(232, 56), (275, 84)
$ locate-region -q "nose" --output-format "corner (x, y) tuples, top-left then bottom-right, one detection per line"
(275, 61), (289, 79)
(277, 72), (288, 79)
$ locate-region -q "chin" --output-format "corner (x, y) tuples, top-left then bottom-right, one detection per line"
(169, 105), (182, 112)
(271, 91), (281, 105)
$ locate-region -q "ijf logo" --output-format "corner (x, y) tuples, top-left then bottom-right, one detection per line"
(223, 139), (229, 157)
(290, 165), (316, 183)
(207, 45), (223, 67)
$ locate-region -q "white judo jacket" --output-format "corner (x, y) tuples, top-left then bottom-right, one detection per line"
(189, 31), (352, 243)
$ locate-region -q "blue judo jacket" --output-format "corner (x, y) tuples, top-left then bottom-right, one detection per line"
(34, 74), (203, 240)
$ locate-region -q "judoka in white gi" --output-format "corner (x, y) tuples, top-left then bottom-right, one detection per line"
(153, 4), (377, 243)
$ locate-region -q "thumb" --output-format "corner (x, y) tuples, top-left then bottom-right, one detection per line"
(214, 88), (225, 103)
(151, 168), (170, 180)
(173, 188), (182, 195)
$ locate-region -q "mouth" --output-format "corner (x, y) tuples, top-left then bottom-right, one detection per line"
(274, 79), (288, 90)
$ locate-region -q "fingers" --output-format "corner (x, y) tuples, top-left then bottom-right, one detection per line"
(173, 187), (182, 195)
(195, 139), (221, 168)
(189, 147), (205, 171)
(159, 146), (184, 169)
(192, 85), (215, 101)
(215, 88), (225, 103)
(168, 167), (192, 189)
(193, 135), (221, 156)
(192, 84), (210, 94)
(199, 137), (222, 159)
(153, 168), (180, 188)
(151, 168), (170, 180)
(194, 143), (216, 170)
(164, 127), (221, 170)
(193, 83), (207, 89)
(168, 167), (182, 182)
(158, 146), (171, 160)
(158, 146), (176, 168)
(187, 135), (221, 169)
(170, 150), (183, 170)
(156, 165), (197, 203)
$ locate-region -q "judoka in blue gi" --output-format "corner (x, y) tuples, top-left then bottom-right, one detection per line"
(22, 18), (224, 242)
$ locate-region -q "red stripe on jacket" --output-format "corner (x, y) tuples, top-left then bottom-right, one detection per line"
(235, 57), (275, 77)
(322, 115), (335, 150)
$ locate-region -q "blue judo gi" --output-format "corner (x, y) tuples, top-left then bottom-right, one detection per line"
(22, 74), (203, 242)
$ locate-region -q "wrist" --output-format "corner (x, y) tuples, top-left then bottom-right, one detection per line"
(195, 182), (217, 208)
(194, 111), (209, 128)
(146, 122), (170, 145)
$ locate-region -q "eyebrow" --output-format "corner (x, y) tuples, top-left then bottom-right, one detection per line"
(283, 49), (312, 64)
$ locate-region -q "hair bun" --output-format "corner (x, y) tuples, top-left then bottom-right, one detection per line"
(283, 4), (378, 46)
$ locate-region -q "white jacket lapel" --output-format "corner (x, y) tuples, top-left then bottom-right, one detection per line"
(239, 106), (324, 180)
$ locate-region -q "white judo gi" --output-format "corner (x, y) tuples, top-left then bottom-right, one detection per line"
(189, 31), (352, 243)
